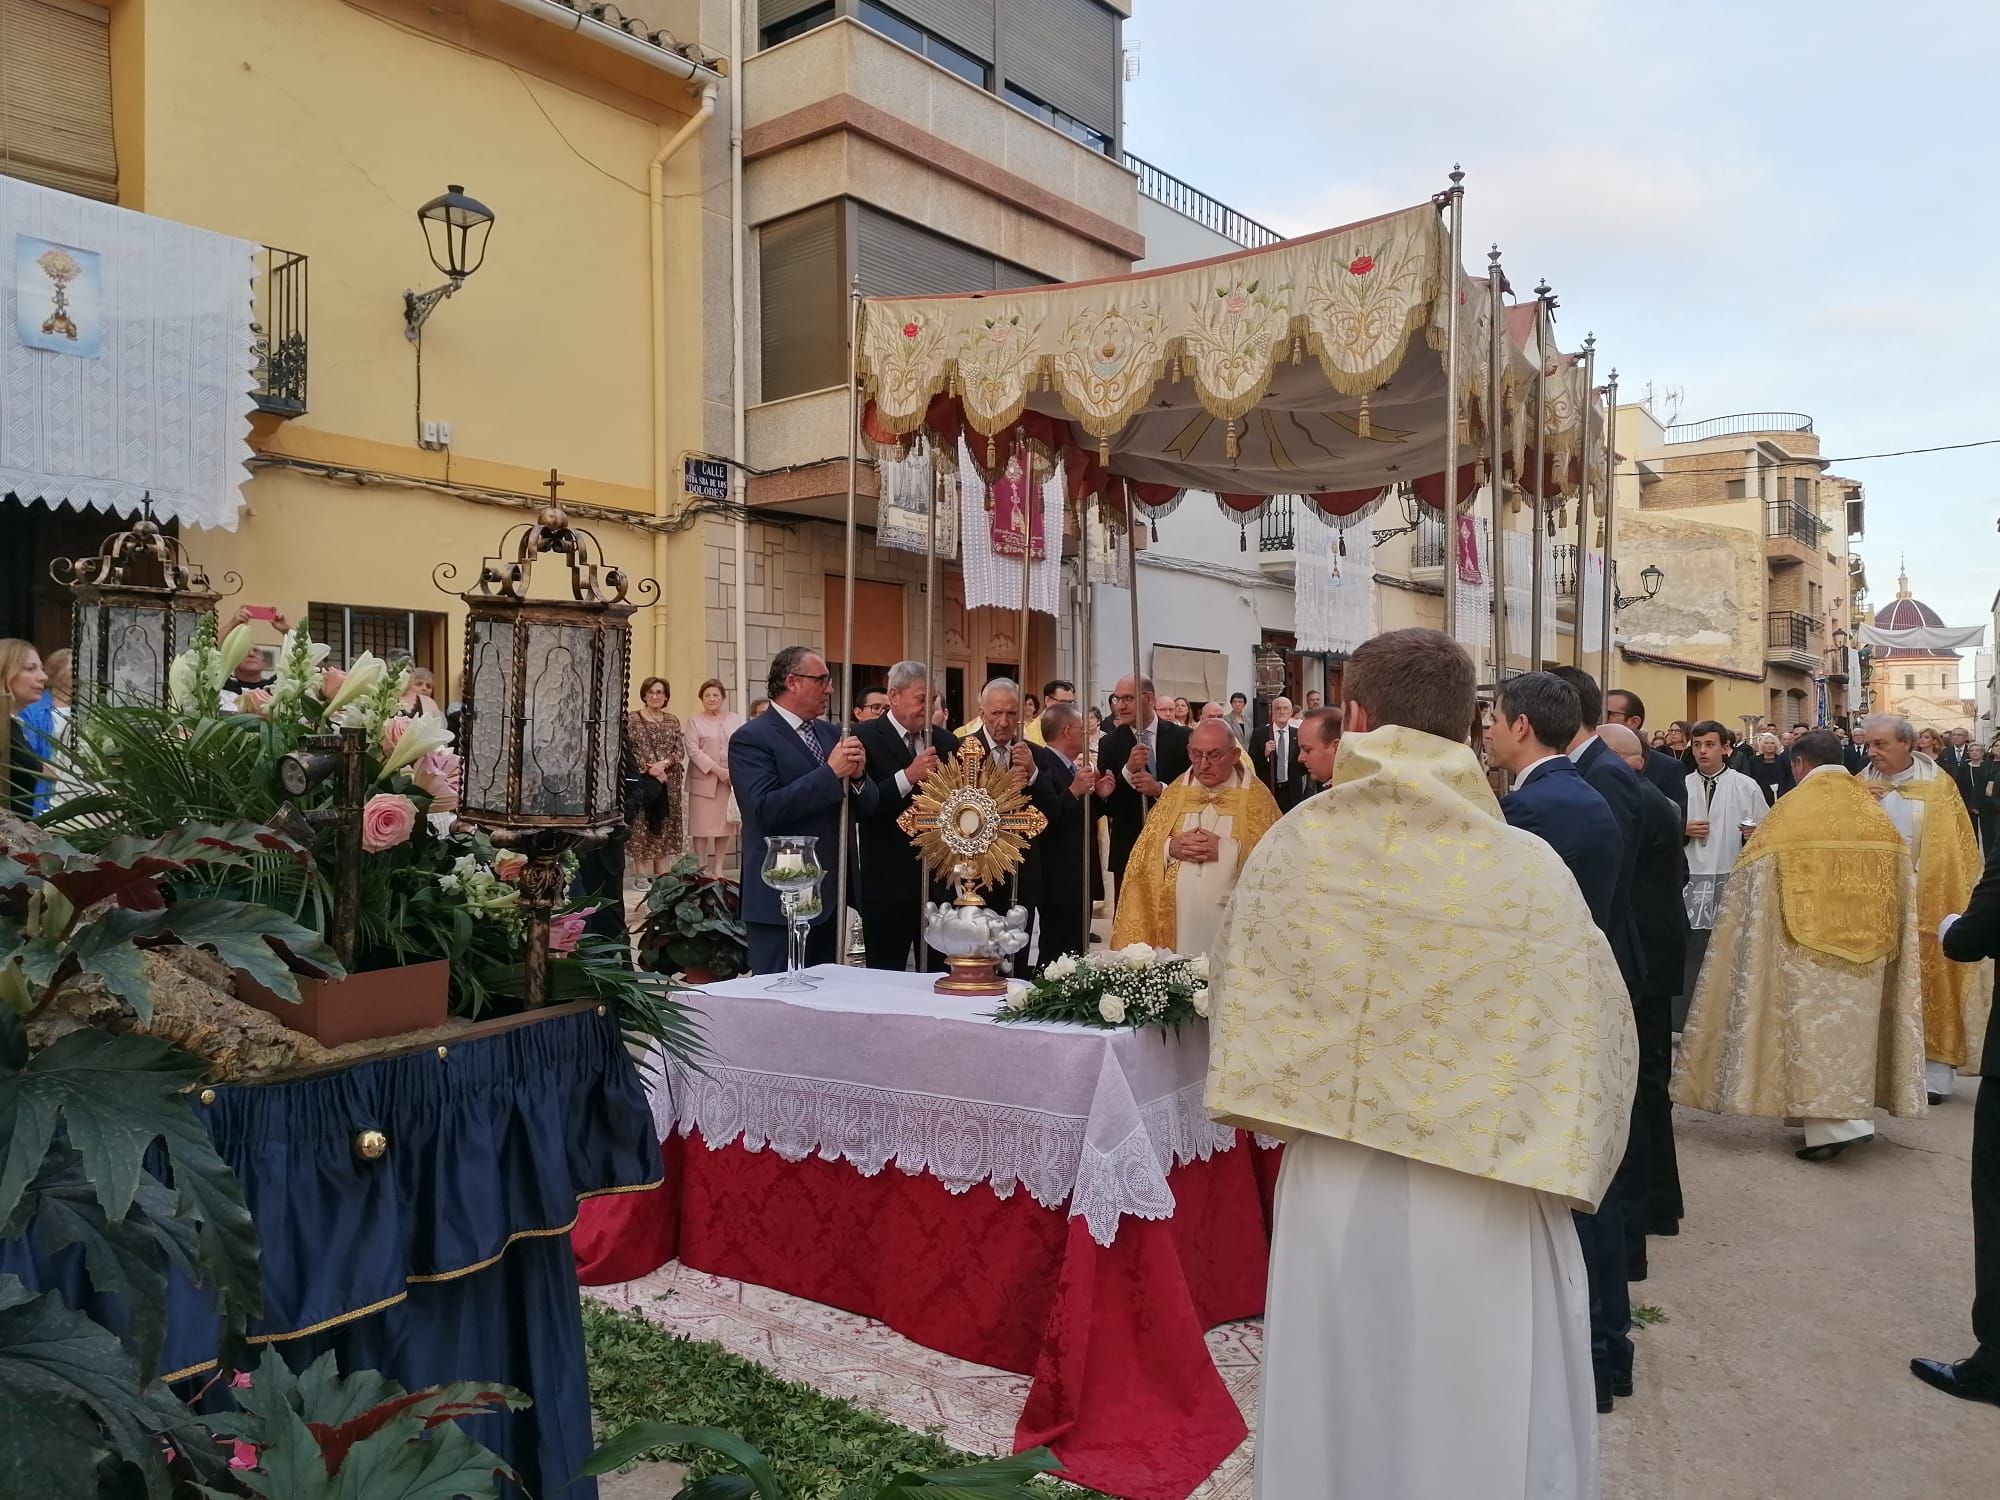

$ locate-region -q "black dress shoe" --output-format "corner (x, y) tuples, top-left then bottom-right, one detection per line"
(1612, 1368), (1634, 1400)
(1910, 1358), (2000, 1407)
(1796, 1134), (1872, 1162)
(1929, 1091), (1946, 1106)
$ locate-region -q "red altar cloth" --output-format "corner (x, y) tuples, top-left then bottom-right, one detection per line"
(576, 1131), (1283, 1500)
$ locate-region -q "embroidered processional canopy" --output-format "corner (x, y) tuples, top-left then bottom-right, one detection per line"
(858, 199), (1601, 530)
(0, 176), (259, 532)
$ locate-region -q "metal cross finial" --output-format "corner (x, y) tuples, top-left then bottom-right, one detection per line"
(543, 468), (564, 503)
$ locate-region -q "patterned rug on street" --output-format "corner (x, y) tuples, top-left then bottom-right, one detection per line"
(585, 1263), (1262, 1498)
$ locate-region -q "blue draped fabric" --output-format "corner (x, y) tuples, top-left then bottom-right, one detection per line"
(3, 1003), (661, 1499)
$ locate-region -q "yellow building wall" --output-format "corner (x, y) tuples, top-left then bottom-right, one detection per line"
(109, 0), (713, 698)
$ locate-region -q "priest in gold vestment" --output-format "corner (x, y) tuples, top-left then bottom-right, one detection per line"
(1109, 718), (1278, 956)
(1858, 713), (1993, 1101)
(1205, 630), (1635, 1500)
(1672, 731), (1927, 1160)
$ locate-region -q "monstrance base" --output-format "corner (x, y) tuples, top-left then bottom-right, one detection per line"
(932, 955), (1008, 997)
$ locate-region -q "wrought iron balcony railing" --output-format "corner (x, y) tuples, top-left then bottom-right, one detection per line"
(1764, 499), (1823, 547)
(1259, 494), (1295, 551)
(252, 246), (307, 417)
(1665, 412), (1814, 444)
(1411, 512), (1448, 569)
(1766, 609), (1822, 657)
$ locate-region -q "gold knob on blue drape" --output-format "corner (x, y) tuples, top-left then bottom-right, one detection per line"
(353, 1129), (389, 1161)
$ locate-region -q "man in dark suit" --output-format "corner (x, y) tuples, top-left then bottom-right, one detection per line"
(1251, 695), (1310, 812)
(959, 677), (1067, 971)
(1940, 729), (1977, 811)
(1605, 687), (1689, 818)
(728, 646), (880, 974)
(1031, 702), (1109, 969)
(1096, 673), (1191, 891)
(1915, 841), (2000, 1406)
(856, 660), (959, 971)
(1599, 722), (1690, 1271)
(1488, 669), (1633, 1415)
(1553, 666), (1648, 999)
(1841, 724), (1872, 775)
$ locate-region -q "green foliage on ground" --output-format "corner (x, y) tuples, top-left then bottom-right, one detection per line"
(1631, 1302), (1668, 1328)
(582, 1302), (1109, 1500)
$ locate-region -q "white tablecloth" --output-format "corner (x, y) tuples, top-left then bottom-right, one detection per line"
(654, 966), (1243, 1246)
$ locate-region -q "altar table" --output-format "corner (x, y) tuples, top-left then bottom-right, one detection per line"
(574, 966), (1281, 1500)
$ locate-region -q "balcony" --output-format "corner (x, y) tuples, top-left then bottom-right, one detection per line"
(1766, 610), (1823, 672)
(1666, 412), (1814, 445)
(1123, 152), (1282, 250)
(1259, 494), (1296, 551)
(1764, 499), (1823, 566)
(251, 246), (307, 417)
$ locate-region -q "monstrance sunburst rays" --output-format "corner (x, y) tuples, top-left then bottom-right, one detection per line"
(896, 737), (1047, 896)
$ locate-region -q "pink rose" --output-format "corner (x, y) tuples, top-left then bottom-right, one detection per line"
(360, 793), (417, 853)
(493, 851), (527, 883)
(380, 715), (412, 755)
(412, 747), (461, 809)
(236, 688), (272, 716)
(229, 1441), (258, 1471)
(549, 909), (593, 953)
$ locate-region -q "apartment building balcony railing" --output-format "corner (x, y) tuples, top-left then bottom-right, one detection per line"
(251, 246), (308, 417)
(1766, 609), (1823, 671)
(1765, 499), (1823, 545)
(1664, 412), (1813, 444)
(1122, 151), (1282, 250)
(1412, 511), (1448, 570)
(1259, 493), (1296, 551)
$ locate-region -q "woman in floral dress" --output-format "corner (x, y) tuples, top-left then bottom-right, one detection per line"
(625, 677), (685, 877)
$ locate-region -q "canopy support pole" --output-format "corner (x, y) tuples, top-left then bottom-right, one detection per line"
(1126, 483), (1146, 817)
(1076, 489), (1094, 959)
(1598, 367), (1620, 691)
(1573, 334), (1596, 669)
(1012, 440), (1033, 915)
(919, 449), (939, 969)
(1440, 165), (1466, 644)
(1487, 245), (1508, 684)
(1527, 283), (1552, 670)
(834, 278), (861, 966)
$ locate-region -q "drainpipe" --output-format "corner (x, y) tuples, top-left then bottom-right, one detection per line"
(650, 86), (718, 677)
(730, 0), (749, 715)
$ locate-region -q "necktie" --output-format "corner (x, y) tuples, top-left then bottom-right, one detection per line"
(907, 729), (921, 759)
(798, 720), (825, 763)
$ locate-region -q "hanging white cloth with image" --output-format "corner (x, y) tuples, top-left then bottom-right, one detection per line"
(958, 434), (1062, 615)
(1499, 527), (1562, 667)
(1452, 516), (1493, 658)
(1295, 499), (1375, 655)
(1579, 550), (1606, 656)
(875, 437), (958, 558)
(0, 176), (258, 532)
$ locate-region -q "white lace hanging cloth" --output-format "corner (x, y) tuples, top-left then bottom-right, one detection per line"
(1294, 498), (1375, 654)
(1501, 526), (1561, 661)
(1580, 549), (1606, 656)
(0, 176), (258, 532)
(1452, 515), (1493, 657)
(958, 434), (1062, 616)
(875, 437), (958, 558)
(649, 967), (1255, 1247)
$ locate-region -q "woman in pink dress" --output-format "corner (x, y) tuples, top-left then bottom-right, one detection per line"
(685, 678), (743, 877)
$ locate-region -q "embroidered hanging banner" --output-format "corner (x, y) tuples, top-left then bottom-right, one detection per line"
(1294, 498), (1375, 655)
(0, 176), (258, 532)
(958, 435), (1062, 616)
(876, 438), (958, 558)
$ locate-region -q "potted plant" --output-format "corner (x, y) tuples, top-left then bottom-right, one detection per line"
(637, 854), (747, 984)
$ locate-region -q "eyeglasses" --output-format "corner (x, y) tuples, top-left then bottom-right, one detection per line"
(1108, 693), (1137, 705)
(1187, 748), (1236, 762)
(789, 671), (831, 685)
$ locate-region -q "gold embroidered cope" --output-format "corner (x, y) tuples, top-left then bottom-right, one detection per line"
(1203, 725), (1636, 1213)
(1108, 771), (1279, 953)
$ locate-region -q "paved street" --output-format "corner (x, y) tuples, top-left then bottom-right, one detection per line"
(1603, 1083), (2000, 1497)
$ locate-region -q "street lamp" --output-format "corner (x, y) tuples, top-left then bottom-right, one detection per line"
(404, 184), (495, 342)
(441, 470), (653, 1006)
(50, 493), (235, 709)
(1613, 562), (1666, 611)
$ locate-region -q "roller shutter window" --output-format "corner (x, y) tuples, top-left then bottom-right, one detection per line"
(759, 203), (844, 400)
(1003, 0), (1117, 144)
(854, 204), (994, 298)
(894, 0), (994, 66)
(0, 0), (117, 202)
(760, 0), (830, 32)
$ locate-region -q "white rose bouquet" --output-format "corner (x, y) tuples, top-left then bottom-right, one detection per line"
(991, 944), (1210, 1034)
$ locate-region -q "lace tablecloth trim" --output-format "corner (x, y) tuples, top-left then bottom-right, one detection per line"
(658, 1061), (1244, 1247)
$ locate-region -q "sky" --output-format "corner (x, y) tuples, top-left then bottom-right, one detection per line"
(1122, 0), (1998, 686)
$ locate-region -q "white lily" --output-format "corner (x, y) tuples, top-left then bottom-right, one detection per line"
(324, 651), (387, 716)
(379, 714), (454, 779)
(217, 623), (255, 683)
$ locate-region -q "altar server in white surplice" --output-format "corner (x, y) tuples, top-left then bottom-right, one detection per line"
(1205, 629), (1635, 1500)
(1681, 719), (1767, 1003)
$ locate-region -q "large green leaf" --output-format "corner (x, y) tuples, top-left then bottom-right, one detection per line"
(871, 1448), (1061, 1499)
(4, 820), (307, 914)
(4, 1148), (202, 1376)
(582, 1422), (784, 1499)
(0, 1029), (261, 1354)
(0, 1275), (166, 1500)
(144, 897), (339, 1003)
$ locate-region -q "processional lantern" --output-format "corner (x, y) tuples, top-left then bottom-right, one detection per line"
(442, 469), (653, 1006)
(50, 492), (234, 709)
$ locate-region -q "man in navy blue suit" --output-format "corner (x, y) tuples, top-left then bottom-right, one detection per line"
(1554, 666), (1648, 1000)
(728, 646), (880, 974)
(1604, 687), (1689, 819)
(1487, 670), (1633, 1416)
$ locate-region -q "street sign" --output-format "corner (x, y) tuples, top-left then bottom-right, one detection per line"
(683, 455), (730, 502)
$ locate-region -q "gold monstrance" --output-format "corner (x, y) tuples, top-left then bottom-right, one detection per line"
(897, 737), (1047, 996)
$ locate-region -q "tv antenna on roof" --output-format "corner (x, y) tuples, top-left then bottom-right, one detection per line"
(1123, 41), (1142, 81)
